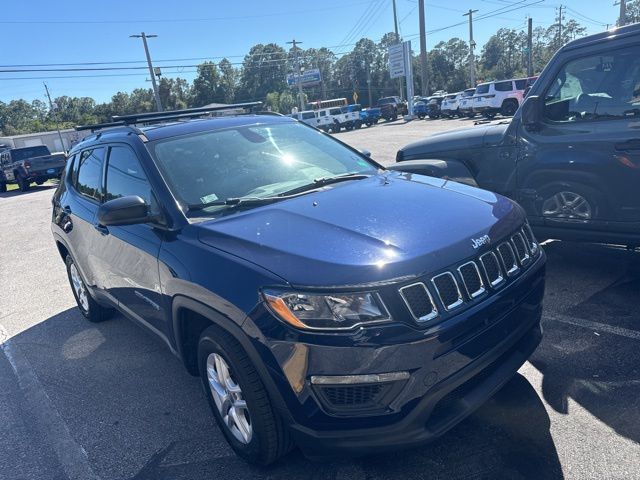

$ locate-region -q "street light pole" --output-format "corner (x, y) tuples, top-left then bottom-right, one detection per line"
(43, 82), (66, 152)
(130, 32), (163, 112)
(287, 39), (305, 112)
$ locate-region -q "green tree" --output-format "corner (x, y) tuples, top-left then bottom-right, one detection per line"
(159, 77), (189, 110)
(278, 90), (296, 114)
(239, 43), (287, 101)
(191, 61), (221, 107)
(265, 91), (279, 111)
(218, 58), (238, 104)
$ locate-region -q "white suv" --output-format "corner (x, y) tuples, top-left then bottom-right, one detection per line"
(317, 107), (359, 133)
(457, 88), (477, 118)
(441, 92), (463, 117)
(472, 77), (537, 118)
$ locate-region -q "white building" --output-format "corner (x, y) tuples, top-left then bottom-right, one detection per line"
(0, 129), (83, 153)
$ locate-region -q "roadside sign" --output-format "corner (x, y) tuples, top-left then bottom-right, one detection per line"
(388, 44), (405, 79)
(353, 91), (358, 104)
(286, 68), (322, 87)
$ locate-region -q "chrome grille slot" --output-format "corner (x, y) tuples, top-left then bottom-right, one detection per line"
(497, 242), (519, 276)
(457, 261), (485, 298)
(479, 251), (504, 287)
(511, 232), (530, 265)
(522, 224), (539, 256)
(399, 283), (438, 322)
(432, 272), (463, 310)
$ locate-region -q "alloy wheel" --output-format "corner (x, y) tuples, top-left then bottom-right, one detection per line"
(69, 263), (89, 312)
(206, 353), (253, 444)
(542, 191), (593, 219)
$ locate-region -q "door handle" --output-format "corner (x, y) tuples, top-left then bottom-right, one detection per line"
(94, 224), (109, 235)
(614, 139), (640, 151)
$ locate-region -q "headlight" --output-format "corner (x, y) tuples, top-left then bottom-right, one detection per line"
(263, 290), (390, 330)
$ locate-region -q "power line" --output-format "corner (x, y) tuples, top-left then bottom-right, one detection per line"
(0, 1), (375, 24)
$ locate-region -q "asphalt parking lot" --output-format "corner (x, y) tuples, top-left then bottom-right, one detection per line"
(1, 118), (639, 480)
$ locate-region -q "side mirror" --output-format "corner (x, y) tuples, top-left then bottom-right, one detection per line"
(97, 195), (150, 227)
(359, 149), (372, 158)
(521, 95), (543, 129)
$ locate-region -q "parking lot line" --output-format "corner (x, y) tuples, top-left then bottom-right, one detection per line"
(545, 313), (640, 341)
(0, 324), (101, 480)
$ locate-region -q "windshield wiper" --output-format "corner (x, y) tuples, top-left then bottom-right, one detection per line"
(187, 196), (284, 211)
(277, 173), (371, 197)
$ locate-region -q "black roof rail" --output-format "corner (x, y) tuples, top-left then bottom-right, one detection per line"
(111, 102), (263, 123)
(75, 101), (263, 133)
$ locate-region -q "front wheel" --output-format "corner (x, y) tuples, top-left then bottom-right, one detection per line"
(0, 182), (6, 193)
(501, 100), (518, 117)
(198, 327), (293, 465)
(539, 184), (603, 220)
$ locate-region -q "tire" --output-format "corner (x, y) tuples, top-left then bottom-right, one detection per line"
(0, 182), (6, 193)
(17, 174), (30, 192)
(537, 182), (606, 221)
(198, 326), (293, 465)
(501, 100), (518, 117)
(354, 120), (362, 129)
(36, 180), (45, 186)
(65, 255), (113, 322)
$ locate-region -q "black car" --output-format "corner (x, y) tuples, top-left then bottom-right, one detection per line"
(394, 24), (640, 247)
(51, 104), (545, 465)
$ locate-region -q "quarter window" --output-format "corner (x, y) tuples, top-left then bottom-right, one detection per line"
(544, 45), (640, 122)
(76, 148), (104, 201)
(105, 146), (152, 204)
(515, 79), (527, 90)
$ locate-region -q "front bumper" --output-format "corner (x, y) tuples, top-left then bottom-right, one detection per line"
(250, 251), (546, 455)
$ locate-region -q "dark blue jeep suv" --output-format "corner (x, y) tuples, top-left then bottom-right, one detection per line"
(51, 105), (546, 465)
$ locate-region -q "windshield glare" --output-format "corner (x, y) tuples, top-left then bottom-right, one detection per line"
(149, 122), (378, 214)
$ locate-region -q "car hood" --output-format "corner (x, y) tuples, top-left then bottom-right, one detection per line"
(197, 172), (523, 288)
(399, 122), (509, 159)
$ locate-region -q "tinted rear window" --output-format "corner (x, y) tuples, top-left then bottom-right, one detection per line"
(475, 84), (490, 94)
(515, 79), (527, 90)
(11, 146), (50, 161)
(495, 81), (513, 92)
(76, 148), (104, 201)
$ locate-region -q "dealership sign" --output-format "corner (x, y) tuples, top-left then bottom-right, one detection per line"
(286, 68), (322, 87)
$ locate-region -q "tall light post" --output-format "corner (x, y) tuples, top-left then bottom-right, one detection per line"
(287, 39), (305, 112)
(130, 32), (163, 112)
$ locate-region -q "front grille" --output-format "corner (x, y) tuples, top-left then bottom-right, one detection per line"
(397, 224), (537, 326)
(399, 283), (438, 321)
(458, 261), (485, 298)
(432, 272), (463, 310)
(522, 224), (539, 255)
(511, 232), (530, 265)
(480, 251), (504, 287)
(497, 242), (519, 276)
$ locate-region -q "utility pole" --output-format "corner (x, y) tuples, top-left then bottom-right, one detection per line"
(616, 0), (627, 26)
(392, 0), (404, 100)
(418, 0), (429, 96)
(43, 83), (66, 152)
(287, 39), (305, 112)
(130, 32), (163, 112)
(557, 6), (564, 45)
(463, 9), (478, 87)
(366, 64), (373, 107)
(527, 17), (533, 77)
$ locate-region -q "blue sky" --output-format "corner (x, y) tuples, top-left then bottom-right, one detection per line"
(0, 0), (616, 104)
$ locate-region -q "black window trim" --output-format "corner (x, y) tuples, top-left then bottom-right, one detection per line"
(540, 42), (640, 126)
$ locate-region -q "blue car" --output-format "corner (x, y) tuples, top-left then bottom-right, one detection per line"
(51, 104), (545, 465)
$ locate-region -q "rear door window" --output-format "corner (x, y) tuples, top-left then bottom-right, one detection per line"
(515, 79), (527, 90)
(476, 84), (490, 94)
(75, 148), (104, 201)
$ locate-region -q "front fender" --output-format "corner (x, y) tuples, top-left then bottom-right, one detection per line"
(387, 159), (478, 187)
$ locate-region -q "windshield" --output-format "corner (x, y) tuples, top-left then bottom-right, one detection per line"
(377, 97), (395, 105)
(475, 84), (490, 95)
(148, 122), (378, 216)
(12, 146), (49, 161)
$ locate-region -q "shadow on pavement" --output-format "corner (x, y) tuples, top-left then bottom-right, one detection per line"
(0, 184), (56, 198)
(531, 242), (640, 445)
(4, 305), (563, 480)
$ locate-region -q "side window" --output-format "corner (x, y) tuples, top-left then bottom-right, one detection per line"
(76, 148), (104, 201)
(515, 79), (527, 90)
(544, 45), (640, 122)
(495, 81), (513, 92)
(105, 146), (152, 205)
